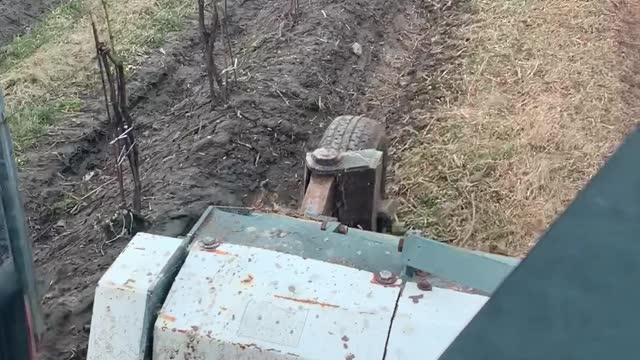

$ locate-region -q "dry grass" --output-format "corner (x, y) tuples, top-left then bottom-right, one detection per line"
(0, 0), (194, 150)
(396, 0), (634, 255)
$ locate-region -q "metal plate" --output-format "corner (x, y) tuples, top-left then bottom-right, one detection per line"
(154, 242), (402, 360)
(305, 149), (383, 174)
(402, 233), (518, 294)
(385, 282), (488, 360)
(191, 208), (405, 274)
(87, 233), (187, 360)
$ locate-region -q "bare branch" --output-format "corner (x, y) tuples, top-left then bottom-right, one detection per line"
(91, 12), (142, 214)
(198, 0), (230, 104)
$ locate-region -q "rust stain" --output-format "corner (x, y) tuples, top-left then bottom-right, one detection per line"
(370, 276), (401, 288)
(175, 328), (188, 334)
(274, 294), (339, 308)
(133, 247), (146, 250)
(345, 353), (356, 360)
(238, 343), (260, 350)
(202, 248), (234, 255)
(159, 313), (177, 322)
(409, 294), (424, 304)
(241, 274), (254, 284)
(341, 335), (349, 342)
(220, 306), (228, 311)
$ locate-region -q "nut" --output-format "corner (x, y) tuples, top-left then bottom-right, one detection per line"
(417, 278), (432, 291)
(201, 237), (221, 249)
(379, 270), (393, 280)
(374, 270), (397, 285)
(311, 147), (341, 166)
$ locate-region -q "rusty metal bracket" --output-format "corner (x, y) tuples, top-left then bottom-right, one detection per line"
(302, 148), (385, 231)
(305, 149), (383, 175)
(300, 174), (335, 218)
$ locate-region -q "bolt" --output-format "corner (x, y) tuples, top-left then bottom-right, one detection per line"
(379, 270), (393, 281)
(417, 278), (432, 291)
(374, 270), (397, 285)
(202, 236), (216, 245)
(311, 147), (341, 166)
(201, 237), (221, 249)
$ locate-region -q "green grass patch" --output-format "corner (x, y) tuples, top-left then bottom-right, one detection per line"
(6, 98), (83, 150)
(0, 0), (85, 72)
(0, 0), (195, 152)
(111, 0), (194, 60)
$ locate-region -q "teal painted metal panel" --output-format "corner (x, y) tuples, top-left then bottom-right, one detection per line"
(190, 208), (519, 294)
(402, 234), (518, 294)
(191, 208), (406, 274)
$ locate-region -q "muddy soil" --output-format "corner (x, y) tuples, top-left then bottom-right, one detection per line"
(0, 0), (66, 47)
(16, 0), (470, 358)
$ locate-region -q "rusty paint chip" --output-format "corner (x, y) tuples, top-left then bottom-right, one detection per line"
(345, 353), (356, 360)
(341, 335), (350, 342)
(159, 313), (177, 322)
(203, 249), (233, 255)
(241, 274), (254, 284)
(274, 294), (339, 308)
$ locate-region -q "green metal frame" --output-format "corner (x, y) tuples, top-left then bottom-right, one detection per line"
(0, 90), (43, 359)
(189, 207), (519, 294)
(402, 233), (519, 294)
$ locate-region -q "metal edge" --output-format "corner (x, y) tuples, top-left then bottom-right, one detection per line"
(402, 234), (518, 294)
(185, 206), (213, 241)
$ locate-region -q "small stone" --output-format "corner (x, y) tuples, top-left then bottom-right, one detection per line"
(351, 42), (363, 56)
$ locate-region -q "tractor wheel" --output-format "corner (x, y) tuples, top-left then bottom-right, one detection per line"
(319, 115), (388, 197)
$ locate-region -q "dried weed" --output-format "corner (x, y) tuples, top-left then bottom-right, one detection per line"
(396, 0), (635, 255)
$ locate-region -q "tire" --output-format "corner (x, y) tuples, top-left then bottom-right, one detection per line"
(319, 115), (388, 198)
(319, 115), (386, 152)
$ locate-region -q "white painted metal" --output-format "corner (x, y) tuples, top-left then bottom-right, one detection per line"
(154, 242), (401, 360)
(385, 282), (488, 360)
(87, 233), (186, 360)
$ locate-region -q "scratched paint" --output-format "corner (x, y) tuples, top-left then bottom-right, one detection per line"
(154, 242), (399, 360)
(87, 233), (187, 360)
(273, 294), (340, 308)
